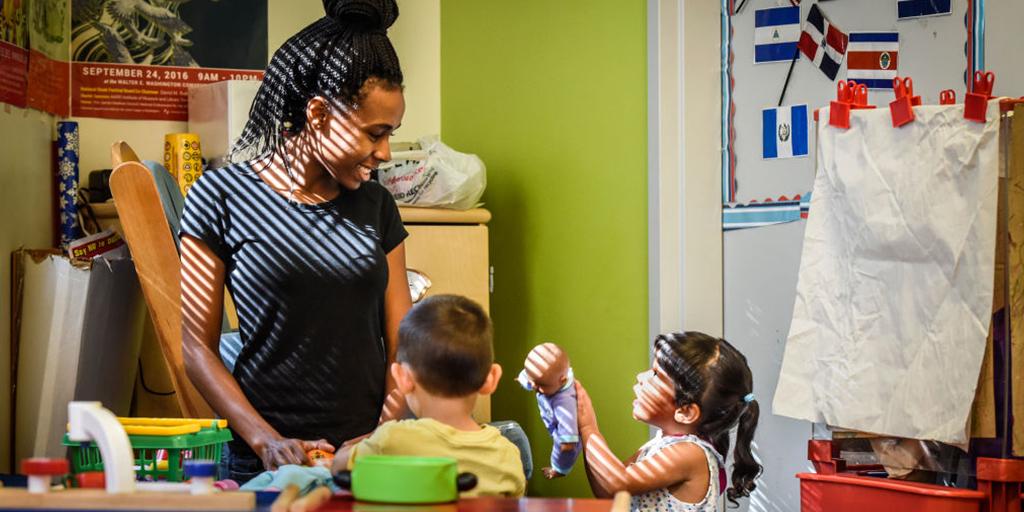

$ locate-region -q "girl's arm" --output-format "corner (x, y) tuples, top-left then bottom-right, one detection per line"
(576, 381), (702, 496)
(379, 242), (412, 422)
(181, 236), (333, 468)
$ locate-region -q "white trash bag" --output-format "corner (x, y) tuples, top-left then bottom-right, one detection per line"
(377, 135), (486, 210)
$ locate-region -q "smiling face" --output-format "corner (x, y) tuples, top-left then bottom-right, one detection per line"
(631, 360), (681, 425)
(308, 81), (405, 191)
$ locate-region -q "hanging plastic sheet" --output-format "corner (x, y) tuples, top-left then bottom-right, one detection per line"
(774, 101), (1001, 446)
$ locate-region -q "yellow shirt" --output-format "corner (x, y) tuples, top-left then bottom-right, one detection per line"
(347, 418), (526, 497)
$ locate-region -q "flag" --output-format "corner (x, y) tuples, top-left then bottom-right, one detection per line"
(798, 4), (848, 81)
(762, 105), (809, 159)
(754, 6), (801, 63)
(898, 0), (952, 19)
(847, 32), (899, 89)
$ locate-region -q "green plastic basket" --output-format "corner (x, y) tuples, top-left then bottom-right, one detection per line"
(62, 418), (232, 482)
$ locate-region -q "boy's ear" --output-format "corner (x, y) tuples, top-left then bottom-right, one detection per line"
(477, 364), (503, 396)
(673, 403), (701, 425)
(391, 362), (416, 394)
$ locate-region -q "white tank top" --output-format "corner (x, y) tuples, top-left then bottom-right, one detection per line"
(629, 433), (724, 512)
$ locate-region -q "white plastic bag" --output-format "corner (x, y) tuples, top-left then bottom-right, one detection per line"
(377, 135), (486, 210)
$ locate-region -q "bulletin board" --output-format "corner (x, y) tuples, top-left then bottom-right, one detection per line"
(721, 0), (979, 220)
(720, 2), (1024, 511)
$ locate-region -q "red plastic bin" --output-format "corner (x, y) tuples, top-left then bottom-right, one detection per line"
(798, 472), (986, 512)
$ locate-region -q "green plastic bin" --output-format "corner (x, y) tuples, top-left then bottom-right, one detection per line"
(62, 418), (232, 482)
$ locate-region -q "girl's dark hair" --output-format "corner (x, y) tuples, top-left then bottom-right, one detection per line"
(231, 0), (403, 162)
(654, 332), (762, 506)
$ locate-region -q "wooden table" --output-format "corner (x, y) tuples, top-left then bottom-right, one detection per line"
(313, 496), (615, 511)
(0, 488), (614, 512)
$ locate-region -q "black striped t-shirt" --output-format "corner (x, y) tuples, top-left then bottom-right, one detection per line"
(180, 163), (407, 456)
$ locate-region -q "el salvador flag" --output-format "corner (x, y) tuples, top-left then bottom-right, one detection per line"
(755, 6), (801, 63)
(763, 105), (809, 159)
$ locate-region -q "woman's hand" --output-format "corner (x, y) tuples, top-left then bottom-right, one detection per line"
(576, 380), (599, 436)
(254, 436), (335, 470)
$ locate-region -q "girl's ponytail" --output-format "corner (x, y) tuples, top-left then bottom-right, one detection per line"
(728, 398), (762, 505)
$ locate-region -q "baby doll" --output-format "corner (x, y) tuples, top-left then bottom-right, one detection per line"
(517, 342), (579, 479)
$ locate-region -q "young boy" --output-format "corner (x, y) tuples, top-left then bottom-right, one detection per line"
(334, 294), (526, 497)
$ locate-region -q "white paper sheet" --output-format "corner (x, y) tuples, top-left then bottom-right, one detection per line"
(773, 101), (1001, 446)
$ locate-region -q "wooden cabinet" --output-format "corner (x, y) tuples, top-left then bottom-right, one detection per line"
(401, 208), (492, 422)
(92, 204), (493, 421)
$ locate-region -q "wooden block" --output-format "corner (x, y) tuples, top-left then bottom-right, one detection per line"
(0, 488), (254, 511)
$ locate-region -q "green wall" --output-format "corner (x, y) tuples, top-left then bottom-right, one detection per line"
(441, 0), (649, 498)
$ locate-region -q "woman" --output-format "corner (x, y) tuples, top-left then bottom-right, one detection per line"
(179, 0), (411, 483)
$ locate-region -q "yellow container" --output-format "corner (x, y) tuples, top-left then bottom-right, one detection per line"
(163, 133), (203, 196)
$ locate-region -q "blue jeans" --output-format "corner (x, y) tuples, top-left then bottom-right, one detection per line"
(219, 443), (265, 485)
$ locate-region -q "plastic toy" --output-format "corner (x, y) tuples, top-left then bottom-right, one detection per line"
(307, 449), (335, 468)
(333, 455), (477, 504)
(0, 402), (253, 511)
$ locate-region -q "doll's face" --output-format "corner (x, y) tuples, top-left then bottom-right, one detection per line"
(524, 343), (570, 395)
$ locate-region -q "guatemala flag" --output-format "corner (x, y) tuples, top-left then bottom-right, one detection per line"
(763, 105), (809, 159)
(755, 6), (801, 63)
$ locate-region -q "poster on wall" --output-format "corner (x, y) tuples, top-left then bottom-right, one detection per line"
(26, 0), (70, 116)
(69, 0), (267, 121)
(0, 0), (29, 108)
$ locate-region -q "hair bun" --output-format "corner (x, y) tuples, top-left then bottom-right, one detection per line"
(323, 0), (399, 31)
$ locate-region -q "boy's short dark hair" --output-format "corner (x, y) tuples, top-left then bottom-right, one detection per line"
(397, 294), (493, 397)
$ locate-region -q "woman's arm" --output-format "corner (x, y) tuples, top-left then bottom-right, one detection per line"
(181, 235), (332, 468)
(576, 381), (699, 497)
(379, 242), (412, 422)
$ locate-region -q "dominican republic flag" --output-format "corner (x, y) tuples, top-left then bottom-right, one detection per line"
(762, 105), (809, 159)
(798, 4), (848, 81)
(898, 0), (952, 19)
(847, 32), (899, 89)
(754, 6), (800, 63)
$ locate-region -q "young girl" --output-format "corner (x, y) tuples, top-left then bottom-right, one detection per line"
(576, 332), (761, 511)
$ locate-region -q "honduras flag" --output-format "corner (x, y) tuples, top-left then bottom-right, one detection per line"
(763, 105), (809, 159)
(755, 6), (801, 63)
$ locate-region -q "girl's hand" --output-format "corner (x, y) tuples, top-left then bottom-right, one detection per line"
(576, 380), (599, 436)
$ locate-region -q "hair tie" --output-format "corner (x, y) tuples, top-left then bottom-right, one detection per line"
(743, 393), (755, 403)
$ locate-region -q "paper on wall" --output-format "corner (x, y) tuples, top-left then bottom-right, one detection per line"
(773, 101), (1001, 446)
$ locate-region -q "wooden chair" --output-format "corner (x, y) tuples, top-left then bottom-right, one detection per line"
(109, 141), (214, 418)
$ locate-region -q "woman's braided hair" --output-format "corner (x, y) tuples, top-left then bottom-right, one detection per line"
(230, 0), (403, 163)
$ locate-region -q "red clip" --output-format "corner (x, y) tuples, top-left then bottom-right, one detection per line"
(851, 84), (875, 110)
(829, 80), (855, 129)
(890, 77), (917, 127)
(965, 71), (995, 123)
(939, 89), (956, 105)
